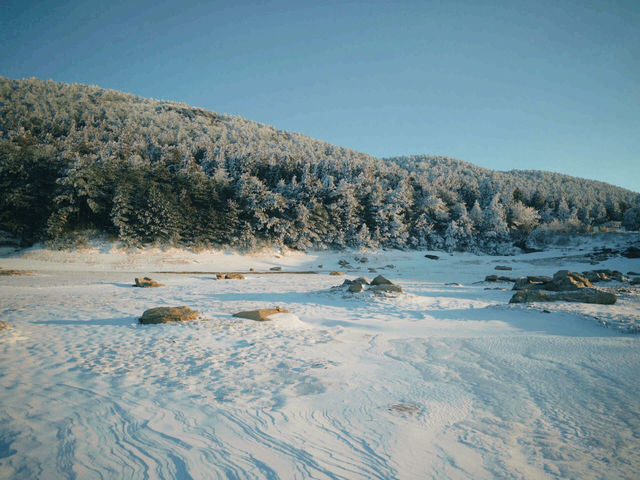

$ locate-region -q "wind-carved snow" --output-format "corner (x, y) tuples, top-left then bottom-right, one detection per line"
(1, 245), (639, 479)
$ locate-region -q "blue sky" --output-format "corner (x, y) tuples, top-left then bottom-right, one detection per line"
(2, 0), (639, 191)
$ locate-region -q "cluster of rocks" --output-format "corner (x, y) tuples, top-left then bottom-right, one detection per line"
(507, 270), (618, 305)
(215, 272), (245, 280)
(334, 275), (403, 294)
(587, 246), (640, 263)
(134, 277), (164, 288)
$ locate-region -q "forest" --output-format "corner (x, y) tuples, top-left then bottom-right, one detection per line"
(1, 77), (639, 253)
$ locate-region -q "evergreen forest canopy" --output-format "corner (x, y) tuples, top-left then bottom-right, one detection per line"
(1, 77), (639, 253)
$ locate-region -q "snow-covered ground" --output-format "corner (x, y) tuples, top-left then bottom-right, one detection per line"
(1, 240), (639, 479)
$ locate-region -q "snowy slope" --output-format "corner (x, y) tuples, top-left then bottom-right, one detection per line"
(1, 244), (639, 479)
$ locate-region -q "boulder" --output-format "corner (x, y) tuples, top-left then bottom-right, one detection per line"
(368, 268), (377, 273)
(348, 282), (364, 293)
(510, 288), (616, 305)
(270, 266), (282, 271)
(527, 275), (552, 284)
(495, 265), (512, 271)
(338, 259), (351, 267)
(513, 277), (544, 291)
(134, 277), (164, 288)
(631, 278), (640, 286)
(139, 306), (199, 324)
(233, 307), (289, 321)
(216, 272), (245, 280)
(369, 284), (403, 293)
(485, 275), (499, 282)
(371, 275), (393, 286)
(329, 271), (344, 276)
(486, 275), (517, 283)
(358, 257), (369, 263)
(385, 264), (396, 269)
(544, 270), (592, 291)
(424, 254), (439, 260)
(353, 277), (369, 285)
(0, 320), (11, 331)
(628, 271), (639, 276)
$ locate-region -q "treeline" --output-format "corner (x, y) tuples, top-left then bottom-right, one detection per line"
(1, 77), (639, 252)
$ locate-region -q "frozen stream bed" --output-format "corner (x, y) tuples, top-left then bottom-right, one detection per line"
(1, 243), (639, 479)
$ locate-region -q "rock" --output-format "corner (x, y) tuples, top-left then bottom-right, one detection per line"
(358, 257), (369, 263)
(445, 282), (463, 286)
(509, 288), (616, 305)
(134, 277), (164, 288)
(0, 269), (32, 275)
(216, 272), (245, 280)
(631, 278), (640, 286)
(0, 320), (11, 330)
(527, 275), (552, 284)
(368, 267), (377, 273)
(486, 275), (517, 283)
(369, 284), (403, 293)
(485, 275), (499, 282)
(628, 271), (639, 276)
(270, 266), (282, 271)
(338, 259), (351, 267)
(348, 282), (364, 293)
(318, 264), (323, 268)
(371, 275), (393, 286)
(582, 269), (628, 283)
(353, 277), (370, 285)
(385, 264), (395, 269)
(329, 271), (344, 276)
(622, 246), (640, 258)
(424, 254), (439, 260)
(139, 306), (199, 324)
(233, 307), (289, 321)
(513, 277), (544, 290)
(249, 267), (255, 272)
(495, 265), (512, 271)
(544, 270), (592, 291)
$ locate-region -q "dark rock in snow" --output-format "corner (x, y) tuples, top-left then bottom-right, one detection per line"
(139, 306), (199, 324)
(369, 284), (403, 293)
(329, 271), (344, 276)
(424, 254), (439, 260)
(348, 282), (364, 293)
(631, 278), (640, 286)
(371, 275), (393, 286)
(270, 266), (282, 271)
(216, 272), (245, 280)
(495, 265), (512, 271)
(510, 288), (616, 305)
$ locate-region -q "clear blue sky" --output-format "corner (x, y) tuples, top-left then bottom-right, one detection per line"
(2, 0), (639, 192)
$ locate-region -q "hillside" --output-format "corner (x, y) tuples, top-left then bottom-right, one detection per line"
(1, 77), (639, 251)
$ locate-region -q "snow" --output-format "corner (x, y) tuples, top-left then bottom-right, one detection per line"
(1, 242), (640, 479)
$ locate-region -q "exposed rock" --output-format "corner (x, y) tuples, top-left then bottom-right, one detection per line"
(424, 254), (439, 260)
(582, 269), (628, 283)
(139, 306), (199, 324)
(622, 246), (640, 258)
(512, 277), (546, 290)
(527, 275), (553, 284)
(369, 284), (403, 293)
(270, 266), (282, 271)
(348, 282), (364, 293)
(631, 278), (640, 286)
(544, 270), (592, 291)
(353, 277), (369, 285)
(338, 259), (351, 267)
(329, 271), (344, 276)
(388, 402), (420, 417)
(358, 257), (369, 263)
(233, 307), (289, 321)
(628, 271), (639, 276)
(495, 265), (512, 271)
(371, 275), (393, 286)
(0, 269), (32, 275)
(487, 275), (517, 283)
(510, 288), (616, 305)
(385, 264), (396, 269)
(0, 320), (11, 330)
(368, 267), (377, 273)
(317, 264), (323, 268)
(134, 277), (164, 288)
(445, 282), (463, 287)
(216, 272), (245, 280)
